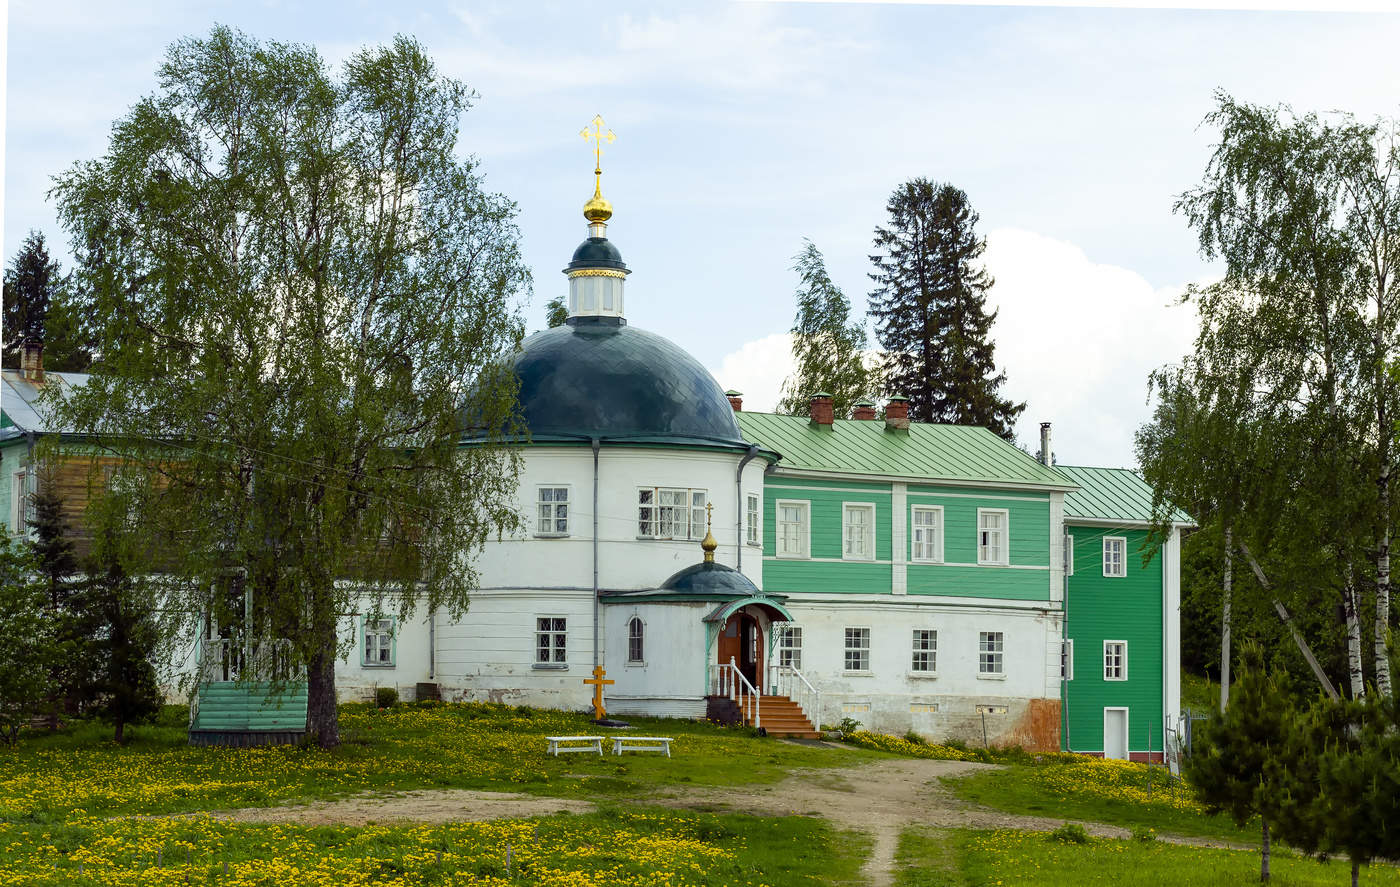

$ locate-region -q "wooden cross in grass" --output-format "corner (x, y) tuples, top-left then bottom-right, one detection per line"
(584, 664), (614, 720)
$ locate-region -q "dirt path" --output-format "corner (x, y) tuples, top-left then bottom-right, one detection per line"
(207, 756), (1248, 886)
(214, 789), (594, 826)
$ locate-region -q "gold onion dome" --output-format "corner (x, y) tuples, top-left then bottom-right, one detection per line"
(701, 528), (718, 563)
(583, 177), (613, 223)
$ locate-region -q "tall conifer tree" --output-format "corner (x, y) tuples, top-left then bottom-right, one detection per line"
(867, 179), (1023, 439)
(777, 240), (872, 417)
(2, 231), (61, 366)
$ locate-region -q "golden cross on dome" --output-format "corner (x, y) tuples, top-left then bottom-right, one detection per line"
(580, 114), (615, 175)
(706, 501), (714, 529)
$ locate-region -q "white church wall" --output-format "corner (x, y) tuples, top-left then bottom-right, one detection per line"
(601, 600), (711, 718)
(783, 596), (1060, 747)
(474, 445), (762, 593)
(334, 609), (434, 703)
(432, 588), (597, 710)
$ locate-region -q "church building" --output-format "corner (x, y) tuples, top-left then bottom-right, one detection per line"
(0, 151), (1188, 760)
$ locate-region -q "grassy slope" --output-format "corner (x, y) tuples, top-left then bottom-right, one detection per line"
(1, 703), (877, 821)
(896, 829), (1400, 887)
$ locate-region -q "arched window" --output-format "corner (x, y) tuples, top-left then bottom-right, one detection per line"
(627, 617), (644, 663)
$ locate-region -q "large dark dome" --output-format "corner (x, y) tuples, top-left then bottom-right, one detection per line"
(512, 316), (747, 447)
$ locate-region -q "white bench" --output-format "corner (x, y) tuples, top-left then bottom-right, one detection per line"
(612, 736), (674, 757)
(546, 735), (604, 756)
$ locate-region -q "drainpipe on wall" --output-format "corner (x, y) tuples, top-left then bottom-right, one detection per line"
(735, 445), (758, 571)
(591, 437), (601, 671)
(428, 609), (435, 681)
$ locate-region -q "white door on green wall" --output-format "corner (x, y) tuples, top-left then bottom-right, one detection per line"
(1104, 707), (1129, 760)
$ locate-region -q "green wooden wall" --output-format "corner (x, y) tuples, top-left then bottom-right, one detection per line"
(1062, 526), (1164, 754)
(761, 476), (1052, 601)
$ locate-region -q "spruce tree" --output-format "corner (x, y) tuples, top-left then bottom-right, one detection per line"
(1, 230), (94, 371)
(868, 179), (1024, 439)
(1183, 642), (1294, 882)
(0, 541), (54, 745)
(777, 239), (872, 417)
(26, 484), (84, 722)
(79, 527), (161, 744)
(2, 231), (61, 366)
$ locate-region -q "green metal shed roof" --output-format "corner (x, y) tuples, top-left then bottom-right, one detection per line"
(1057, 464), (1193, 525)
(734, 412), (1075, 489)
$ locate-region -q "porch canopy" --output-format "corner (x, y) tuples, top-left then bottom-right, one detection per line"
(599, 561), (792, 623)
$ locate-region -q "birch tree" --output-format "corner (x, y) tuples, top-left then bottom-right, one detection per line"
(1169, 92), (1400, 698)
(49, 28), (528, 747)
(778, 240), (873, 418)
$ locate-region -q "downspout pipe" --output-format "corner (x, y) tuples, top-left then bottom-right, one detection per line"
(735, 445), (759, 571)
(591, 437), (601, 670)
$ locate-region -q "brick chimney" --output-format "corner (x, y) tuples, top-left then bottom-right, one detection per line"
(809, 392), (834, 428)
(852, 400), (877, 420)
(20, 337), (44, 384)
(725, 389), (743, 412)
(884, 395), (910, 431)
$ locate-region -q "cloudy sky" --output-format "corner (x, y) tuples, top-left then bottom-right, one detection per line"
(6, 1), (1400, 467)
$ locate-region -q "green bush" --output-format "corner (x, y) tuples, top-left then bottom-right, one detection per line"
(1048, 823), (1090, 845)
(1131, 825), (1157, 843)
(903, 730), (926, 745)
(375, 686), (399, 708)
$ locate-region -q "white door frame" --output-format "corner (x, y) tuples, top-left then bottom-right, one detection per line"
(1103, 706), (1129, 761)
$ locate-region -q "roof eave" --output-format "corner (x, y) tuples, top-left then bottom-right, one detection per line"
(768, 464), (1078, 494)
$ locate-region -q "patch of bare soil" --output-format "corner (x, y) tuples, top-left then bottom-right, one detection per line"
(645, 756), (1240, 887)
(214, 789), (594, 827)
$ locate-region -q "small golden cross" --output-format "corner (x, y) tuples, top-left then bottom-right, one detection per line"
(583, 664), (615, 720)
(706, 501), (714, 532)
(579, 114), (616, 174)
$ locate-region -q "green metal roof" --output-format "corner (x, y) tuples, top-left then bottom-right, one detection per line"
(734, 412), (1074, 489)
(1057, 464), (1193, 525)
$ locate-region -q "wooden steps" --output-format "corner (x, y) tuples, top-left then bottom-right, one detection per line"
(747, 694), (820, 739)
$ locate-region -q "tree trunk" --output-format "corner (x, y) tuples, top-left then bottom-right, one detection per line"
(1260, 818), (1271, 883)
(1345, 566), (1366, 700)
(1222, 523), (1233, 713)
(1377, 462), (1392, 699)
(113, 716), (125, 745)
(1352, 857), (1360, 887)
(306, 646), (339, 749)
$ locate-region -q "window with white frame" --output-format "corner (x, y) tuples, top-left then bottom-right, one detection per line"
(362, 618), (395, 667)
(776, 500), (809, 558)
(911, 629), (937, 672)
(1104, 640), (1127, 680)
(9, 470), (32, 535)
(1061, 639), (1074, 680)
(536, 486), (569, 536)
(978, 631), (1004, 675)
(911, 506), (943, 563)
(637, 488), (707, 540)
(844, 627), (871, 671)
(978, 509), (1009, 565)
(536, 617), (567, 665)
(842, 503), (875, 560)
(1103, 537), (1127, 577)
(778, 625), (802, 669)
(627, 616), (644, 663)
(1065, 534), (1075, 576)
(745, 493), (761, 546)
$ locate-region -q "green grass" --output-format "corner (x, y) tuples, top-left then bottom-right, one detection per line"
(897, 828), (1400, 887)
(2, 702), (877, 821)
(1181, 670), (1221, 714)
(945, 760), (1256, 843)
(0, 807), (871, 886)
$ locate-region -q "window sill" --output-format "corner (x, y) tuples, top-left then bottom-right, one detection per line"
(910, 559), (945, 566)
(841, 556), (876, 563)
(636, 536), (706, 543)
(534, 532), (570, 539)
(1105, 677), (1129, 682)
(774, 554), (810, 560)
(361, 663), (396, 669)
(977, 561), (1010, 568)
(907, 671), (939, 680)
(746, 541), (764, 548)
(1102, 573), (1127, 579)
(976, 672), (1007, 681)
(532, 663), (569, 671)
(842, 669), (874, 677)
(625, 661), (647, 668)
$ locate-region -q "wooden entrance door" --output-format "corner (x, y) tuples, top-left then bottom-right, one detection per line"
(717, 611), (764, 689)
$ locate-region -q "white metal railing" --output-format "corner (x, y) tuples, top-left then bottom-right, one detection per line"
(709, 657), (761, 729)
(198, 637), (301, 683)
(771, 663), (821, 729)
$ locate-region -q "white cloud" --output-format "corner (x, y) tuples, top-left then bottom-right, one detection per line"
(982, 227), (1201, 468)
(708, 333), (795, 414)
(710, 228), (1203, 468)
